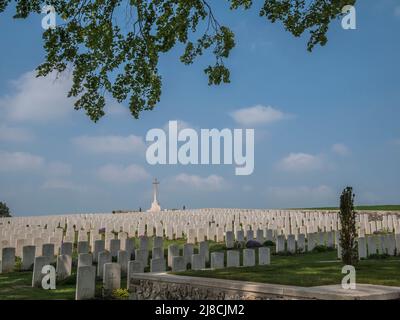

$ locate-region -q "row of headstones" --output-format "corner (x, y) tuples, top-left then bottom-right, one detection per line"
(0, 230), (343, 274)
(356, 234), (400, 258)
(93, 246), (272, 300)
(29, 246), (271, 300)
(2, 210), (399, 247)
(2, 210), (399, 231)
(225, 230), (338, 252)
(0, 236), (145, 273)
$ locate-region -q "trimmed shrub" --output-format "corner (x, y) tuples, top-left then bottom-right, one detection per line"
(245, 240), (262, 248)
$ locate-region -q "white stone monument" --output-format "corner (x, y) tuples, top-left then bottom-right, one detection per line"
(148, 178), (161, 212)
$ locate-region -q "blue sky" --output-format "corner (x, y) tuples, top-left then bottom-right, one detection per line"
(1, 1), (399, 216)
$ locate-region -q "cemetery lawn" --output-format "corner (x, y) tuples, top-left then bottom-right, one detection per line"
(0, 271), (106, 300)
(0, 271), (76, 300)
(175, 251), (400, 287)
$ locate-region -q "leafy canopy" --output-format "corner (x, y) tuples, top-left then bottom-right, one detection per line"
(0, 0), (355, 121)
(0, 201), (11, 217)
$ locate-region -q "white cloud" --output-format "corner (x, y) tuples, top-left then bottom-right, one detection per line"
(0, 151), (44, 172)
(46, 162), (72, 176)
(230, 105), (288, 127)
(278, 152), (323, 172)
(331, 143), (350, 156)
(395, 6), (400, 17)
(0, 125), (35, 142)
(173, 173), (229, 191)
(242, 185), (254, 192)
(42, 179), (84, 191)
(0, 70), (73, 122)
(72, 134), (145, 154)
(97, 164), (149, 184)
(265, 185), (336, 207)
(163, 120), (192, 132)
(391, 138), (400, 146)
(104, 100), (130, 116)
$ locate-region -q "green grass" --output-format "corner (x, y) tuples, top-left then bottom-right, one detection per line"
(293, 205), (400, 211)
(0, 268), (126, 300)
(174, 251), (400, 287)
(1, 238), (400, 299)
(0, 272), (76, 300)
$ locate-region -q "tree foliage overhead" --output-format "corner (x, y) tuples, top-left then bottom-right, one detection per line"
(0, 201), (11, 217)
(0, 0), (355, 121)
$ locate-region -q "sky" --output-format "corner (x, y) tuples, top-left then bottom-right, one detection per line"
(0, 1), (400, 216)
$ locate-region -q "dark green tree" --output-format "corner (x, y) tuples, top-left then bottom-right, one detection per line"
(0, 0), (355, 121)
(339, 187), (358, 265)
(0, 202), (11, 217)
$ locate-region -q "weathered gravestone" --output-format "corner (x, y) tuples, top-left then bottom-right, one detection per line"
(191, 254), (205, 270)
(42, 243), (55, 262)
(236, 230), (244, 242)
(367, 236), (377, 256)
(168, 244), (180, 267)
(93, 240), (105, 263)
(22, 245), (35, 270)
(97, 251), (111, 278)
(265, 229), (273, 241)
(153, 236), (163, 249)
(152, 247), (164, 260)
(60, 242), (73, 256)
(150, 258), (166, 272)
(1, 247), (15, 273)
(103, 263), (121, 297)
(124, 238), (135, 260)
(199, 241), (209, 263)
(225, 231), (234, 249)
(256, 229), (264, 243)
(318, 232), (325, 246)
(276, 235), (285, 253)
(258, 247), (270, 265)
(109, 239), (121, 258)
(327, 232), (334, 248)
(117, 250), (128, 275)
(172, 256), (186, 272)
(384, 234), (396, 256)
(128, 260), (144, 276)
(77, 241), (89, 254)
(183, 243), (194, 265)
(32, 256), (50, 287)
(56, 254), (72, 280)
(307, 233), (317, 252)
(358, 237), (367, 259)
(227, 250), (240, 268)
(135, 249), (149, 267)
(297, 234), (305, 252)
(378, 235), (387, 255)
(139, 236), (149, 250)
(210, 252), (224, 269)
(127, 261), (144, 289)
(287, 235), (296, 253)
(243, 249), (255, 267)
(76, 265), (96, 300)
(78, 253), (93, 268)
